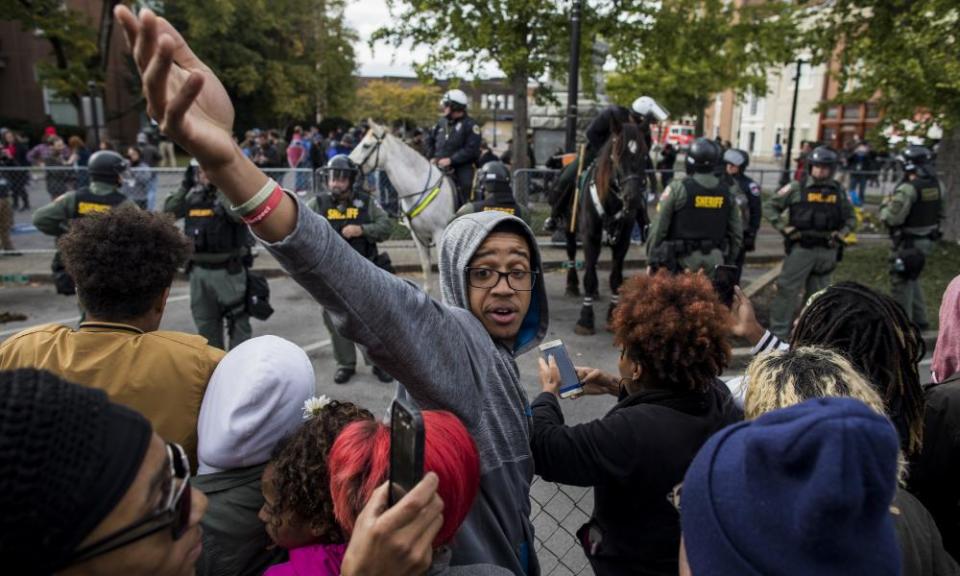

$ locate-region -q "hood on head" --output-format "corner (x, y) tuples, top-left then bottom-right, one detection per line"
(439, 211), (548, 356)
(197, 336), (316, 474)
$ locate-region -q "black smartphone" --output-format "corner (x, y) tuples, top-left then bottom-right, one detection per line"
(712, 264), (739, 307)
(389, 397), (425, 506)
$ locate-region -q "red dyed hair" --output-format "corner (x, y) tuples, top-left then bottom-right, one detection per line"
(327, 410), (480, 547)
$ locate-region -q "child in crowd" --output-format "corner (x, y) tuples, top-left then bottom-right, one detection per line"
(259, 399), (373, 576)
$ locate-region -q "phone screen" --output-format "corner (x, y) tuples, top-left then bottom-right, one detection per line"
(712, 265), (739, 307)
(389, 398), (424, 506)
(539, 340), (583, 398)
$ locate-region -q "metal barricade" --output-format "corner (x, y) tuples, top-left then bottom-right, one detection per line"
(512, 168), (560, 208)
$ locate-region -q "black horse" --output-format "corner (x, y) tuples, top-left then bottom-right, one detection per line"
(570, 123), (649, 335)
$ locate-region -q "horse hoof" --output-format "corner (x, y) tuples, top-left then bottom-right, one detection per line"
(574, 323), (596, 336)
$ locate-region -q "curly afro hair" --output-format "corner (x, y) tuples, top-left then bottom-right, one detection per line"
(612, 271), (731, 391)
(58, 205), (191, 321)
(269, 400), (374, 544)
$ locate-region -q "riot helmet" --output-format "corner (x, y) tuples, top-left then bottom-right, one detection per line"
(807, 146), (839, 180)
(323, 154), (359, 198)
(631, 96), (669, 123)
(477, 161), (512, 200)
(686, 138), (722, 174)
(898, 145), (934, 174)
(87, 150), (129, 186)
(723, 148), (750, 175)
(441, 89), (469, 114)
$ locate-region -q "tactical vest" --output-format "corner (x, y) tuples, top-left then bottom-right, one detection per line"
(903, 175), (941, 229)
(315, 193), (378, 260)
(789, 180), (844, 232)
(732, 175), (754, 228)
(667, 177), (731, 244)
(73, 187), (126, 218)
(472, 196), (519, 217)
(183, 187), (248, 254)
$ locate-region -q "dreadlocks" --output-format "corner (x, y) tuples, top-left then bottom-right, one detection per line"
(790, 282), (926, 455)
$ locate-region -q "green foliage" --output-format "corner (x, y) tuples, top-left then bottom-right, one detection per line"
(605, 0), (798, 122)
(353, 81), (442, 127)
(2, 0), (101, 106)
(162, 0), (358, 130)
(803, 0), (960, 135)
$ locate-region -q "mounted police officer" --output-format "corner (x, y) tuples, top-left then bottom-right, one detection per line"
(722, 148), (762, 282)
(33, 150), (133, 295)
(164, 161), (252, 350)
(453, 161), (530, 223)
(880, 145), (942, 329)
(307, 154), (395, 384)
(426, 89), (481, 209)
(647, 138), (742, 278)
(765, 146), (856, 338)
(546, 95), (668, 231)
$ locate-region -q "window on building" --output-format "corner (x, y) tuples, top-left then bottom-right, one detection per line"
(748, 131), (756, 153)
(42, 88), (80, 126)
(749, 95), (759, 117)
(866, 102), (879, 119)
(843, 104), (861, 120)
(507, 95), (514, 110)
(826, 106), (840, 119)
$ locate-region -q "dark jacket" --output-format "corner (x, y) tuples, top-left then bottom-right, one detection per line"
(894, 488), (960, 576)
(585, 105), (633, 153)
(426, 115), (482, 168)
(192, 463), (286, 576)
(530, 380), (743, 575)
(909, 379), (960, 562)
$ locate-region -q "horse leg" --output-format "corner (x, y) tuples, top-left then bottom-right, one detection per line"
(606, 225), (632, 330)
(564, 229), (580, 297)
(575, 219), (602, 336)
(414, 234), (432, 294)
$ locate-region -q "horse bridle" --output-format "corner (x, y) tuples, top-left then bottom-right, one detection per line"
(356, 130), (447, 219)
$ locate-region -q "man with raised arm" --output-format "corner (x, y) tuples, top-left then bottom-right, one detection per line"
(114, 7), (548, 575)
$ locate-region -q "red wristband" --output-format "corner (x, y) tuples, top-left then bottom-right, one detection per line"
(241, 185), (284, 225)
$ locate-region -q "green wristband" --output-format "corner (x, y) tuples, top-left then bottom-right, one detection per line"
(230, 179), (278, 217)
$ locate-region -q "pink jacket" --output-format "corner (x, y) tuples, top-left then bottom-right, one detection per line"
(264, 543), (346, 576)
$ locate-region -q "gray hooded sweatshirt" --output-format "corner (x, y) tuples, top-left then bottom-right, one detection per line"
(262, 201), (548, 575)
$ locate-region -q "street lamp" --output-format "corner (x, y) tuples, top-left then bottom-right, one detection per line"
(781, 58), (807, 186)
(492, 94), (499, 148)
(87, 80), (100, 150)
(564, 0), (582, 153)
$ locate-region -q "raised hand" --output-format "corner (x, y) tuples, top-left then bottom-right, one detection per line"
(115, 6), (236, 169)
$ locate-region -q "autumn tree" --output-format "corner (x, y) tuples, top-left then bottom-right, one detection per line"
(605, 0), (798, 134)
(353, 81), (442, 128)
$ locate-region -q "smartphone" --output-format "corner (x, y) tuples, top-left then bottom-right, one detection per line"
(713, 264), (739, 307)
(539, 339), (583, 399)
(389, 397), (425, 506)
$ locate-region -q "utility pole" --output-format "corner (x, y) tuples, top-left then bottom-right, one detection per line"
(564, 0), (582, 153)
(781, 59), (805, 186)
(88, 81), (101, 150)
(493, 95), (499, 148)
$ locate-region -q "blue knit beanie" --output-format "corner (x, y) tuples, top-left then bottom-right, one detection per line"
(681, 397), (901, 575)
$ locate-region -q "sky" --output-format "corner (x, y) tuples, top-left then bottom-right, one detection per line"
(344, 0), (423, 77)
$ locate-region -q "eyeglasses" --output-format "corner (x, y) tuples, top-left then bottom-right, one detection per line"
(465, 267), (538, 291)
(667, 482), (683, 513)
(65, 442), (192, 566)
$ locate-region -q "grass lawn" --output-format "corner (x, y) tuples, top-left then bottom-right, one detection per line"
(831, 241), (960, 329)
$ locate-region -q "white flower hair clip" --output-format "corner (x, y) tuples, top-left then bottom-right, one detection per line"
(302, 395), (332, 420)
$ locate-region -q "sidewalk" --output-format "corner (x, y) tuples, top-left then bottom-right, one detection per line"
(0, 232), (891, 284)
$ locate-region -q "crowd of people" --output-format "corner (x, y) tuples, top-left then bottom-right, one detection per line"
(2, 5), (959, 576)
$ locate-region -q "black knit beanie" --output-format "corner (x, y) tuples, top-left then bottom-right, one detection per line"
(0, 369), (153, 574)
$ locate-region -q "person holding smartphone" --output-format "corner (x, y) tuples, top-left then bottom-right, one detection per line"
(115, 8), (549, 574)
(531, 272), (742, 576)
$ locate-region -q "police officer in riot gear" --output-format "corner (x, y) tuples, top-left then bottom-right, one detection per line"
(307, 154), (395, 384)
(764, 145), (856, 338)
(453, 161), (530, 223)
(426, 89), (482, 209)
(34, 150), (133, 294)
(880, 145), (942, 328)
(164, 161), (252, 350)
(722, 148), (762, 281)
(647, 138), (742, 277)
(546, 96), (668, 231)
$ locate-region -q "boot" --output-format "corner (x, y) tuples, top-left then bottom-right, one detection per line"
(565, 267), (580, 297)
(574, 304), (596, 336)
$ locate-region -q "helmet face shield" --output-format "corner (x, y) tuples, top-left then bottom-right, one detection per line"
(632, 96), (669, 122)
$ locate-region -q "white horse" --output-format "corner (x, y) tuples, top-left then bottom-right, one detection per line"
(349, 121), (457, 292)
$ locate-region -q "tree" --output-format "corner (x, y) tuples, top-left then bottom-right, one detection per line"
(353, 81), (442, 128)
(162, 0), (357, 131)
(2, 0), (121, 128)
(373, 0), (610, 170)
(605, 0), (797, 134)
(802, 0), (960, 239)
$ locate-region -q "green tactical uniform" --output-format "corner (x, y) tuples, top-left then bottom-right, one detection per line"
(306, 190), (393, 370)
(165, 183), (252, 350)
(646, 173), (743, 278)
(879, 174), (942, 329)
(34, 182), (132, 300)
(764, 176), (856, 338)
